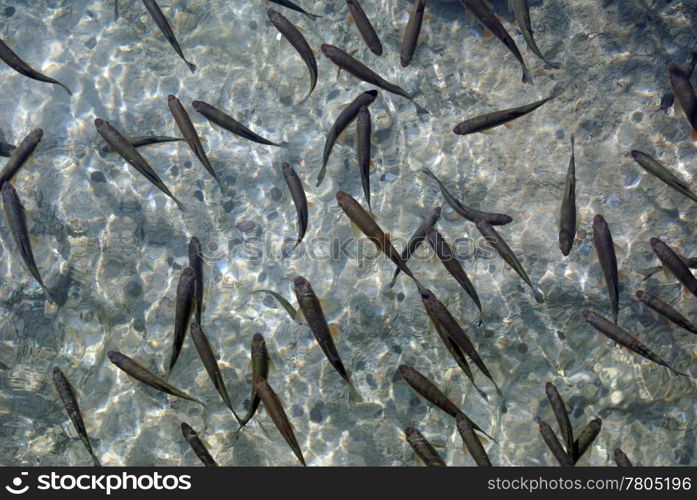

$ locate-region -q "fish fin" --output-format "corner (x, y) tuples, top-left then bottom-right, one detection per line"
(318, 298), (340, 315)
(350, 220), (362, 238)
(199, 136), (207, 143)
(30, 235), (40, 245)
(268, 355), (277, 371)
(338, 133), (346, 145)
(522, 66), (534, 85)
(346, 14), (353, 22)
(599, 278), (606, 288)
(369, 159), (375, 171)
(295, 308), (305, 323)
(479, 128), (496, 135)
(503, 123), (514, 130)
(329, 324), (340, 338)
(483, 29), (493, 39)
(692, 129), (697, 141)
(613, 242), (626, 258)
(424, 13), (432, 21)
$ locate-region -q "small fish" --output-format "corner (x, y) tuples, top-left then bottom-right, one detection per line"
(660, 51), (697, 113)
(168, 95), (223, 190)
(476, 219), (543, 303)
(456, 414), (491, 466)
(592, 215), (619, 324)
(267, 9), (318, 103)
(345, 0), (383, 56)
(422, 168), (512, 225)
(668, 62), (697, 137)
(356, 105), (372, 212)
(94, 119), (185, 210)
(536, 417), (573, 467)
(141, 0), (196, 72)
(581, 309), (688, 377)
(282, 162), (308, 256)
(425, 227), (483, 317)
(559, 135), (576, 256)
(1, 183), (51, 297)
(254, 376), (306, 466)
(635, 290), (697, 335)
(614, 448), (632, 467)
(404, 427), (446, 466)
(571, 418), (602, 464)
(192, 100), (284, 147)
(239, 333), (269, 428)
(52, 367), (101, 467)
(544, 382), (573, 456)
(650, 237), (697, 298)
(102, 135), (185, 153)
(181, 422), (218, 467)
(318, 89), (378, 186)
(107, 351), (204, 405)
(388, 206), (441, 288)
(168, 267), (197, 375)
(510, 0), (561, 69)
(321, 44), (428, 114)
(269, 0), (322, 21)
(0, 128), (42, 186)
(630, 150), (697, 203)
(252, 289), (298, 320)
(188, 237), (204, 324)
(400, 0), (426, 67)
(114, 0), (119, 20)
(190, 321), (241, 423)
(0, 139), (15, 157)
(459, 0), (532, 83)
(0, 37), (72, 95)
(453, 87), (562, 135)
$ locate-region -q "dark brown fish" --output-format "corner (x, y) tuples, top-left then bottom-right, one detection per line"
(142, 0), (196, 72)
(318, 89), (378, 186)
(181, 422), (218, 467)
(270, 0), (321, 21)
(650, 237), (697, 298)
(0, 128), (43, 186)
(510, 0), (561, 69)
(592, 214), (619, 324)
(345, 0), (383, 56)
(356, 105), (372, 212)
(101, 135), (185, 153)
(668, 62), (697, 137)
(107, 351), (203, 405)
(388, 206), (441, 288)
(635, 290), (697, 335)
(536, 417), (573, 467)
(168, 267), (197, 375)
(0, 37), (72, 95)
(544, 382), (573, 456)
(52, 367), (101, 467)
(581, 310), (688, 377)
(192, 100), (284, 147)
(614, 448), (632, 467)
(630, 150), (697, 203)
(661, 51), (697, 113)
(572, 418), (602, 464)
(559, 135), (576, 256)
(282, 162), (308, 256)
(252, 289), (298, 320)
(94, 119), (185, 210)
(239, 333), (269, 427)
(400, 0), (426, 67)
(404, 427), (446, 466)
(254, 376), (306, 466)
(456, 414), (491, 466)
(188, 237), (204, 324)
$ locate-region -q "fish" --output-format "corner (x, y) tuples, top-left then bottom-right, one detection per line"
(459, 0), (532, 83)
(404, 427), (446, 466)
(190, 321), (242, 424)
(1, 183), (51, 297)
(571, 418), (602, 464)
(510, 0), (561, 68)
(635, 290), (697, 335)
(668, 62), (697, 138)
(650, 237), (697, 298)
(456, 414), (491, 466)
(559, 135), (576, 256)
(254, 376), (306, 466)
(102, 135), (185, 153)
(614, 448), (632, 467)
(581, 309), (688, 377)
(321, 44), (428, 114)
(168, 95), (223, 190)
(453, 87), (562, 135)
(114, 0), (119, 20)
(269, 0), (322, 21)
(475, 219), (543, 303)
(0, 139), (15, 157)
(252, 289), (298, 320)
(180, 422), (218, 467)
(141, 0), (196, 72)
(544, 382), (573, 456)
(425, 227), (483, 318)
(293, 276), (360, 397)
(192, 100), (284, 147)
(345, 0), (383, 56)
(660, 50), (697, 113)
(107, 351), (204, 405)
(592, 214), (619, 324)
(52, 367), (101, 467)
(188, 237), (204, 324)
(168, 267), (197, 375)
(317, 89), (378, 186)
(388, 206), (441, 288)
(400, 0), (426, 67)
(239, 333), (269, 428)
(0, 128), (42, 186)
(630, 150), (697, 203)
(94, 119), (185, 211)
(536, 417), (573, 467)
(282, 162), (308, 256)
(356, 105), (372, 212)
(0, 37), (73, 95)
(422, 168), (512, 225)
(267, 9), (318, 103)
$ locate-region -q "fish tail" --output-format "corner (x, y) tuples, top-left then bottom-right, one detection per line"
(58, 82), (73, 96)
(533, 288), (545, 304)
(544, 58), (563, 69)
(228, 405), (244, 426)
(522, 65), (533, 85)
(304, 12), (322, 21)
(413, 100), (429, 115)
(186, 61), (197, 73)
(316, 163), (328, 187)
(90, 450), (102, 467)
(347, 380), (364, 403)
(172, 195), (187, 212)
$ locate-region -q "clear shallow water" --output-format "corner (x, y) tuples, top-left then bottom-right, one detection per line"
(0, 0), (696, 466)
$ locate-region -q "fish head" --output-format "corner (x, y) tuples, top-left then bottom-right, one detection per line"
(107, 351), (124, 363)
